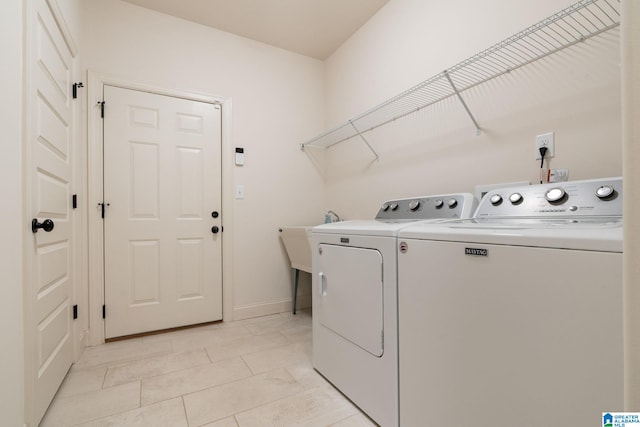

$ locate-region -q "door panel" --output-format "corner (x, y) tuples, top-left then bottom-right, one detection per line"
(316, 244), (384, 356)
(26, 0), (75, 424)
(103, 86), (222, 338)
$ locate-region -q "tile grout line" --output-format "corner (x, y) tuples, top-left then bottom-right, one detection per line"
(207, 336), (294, 364)
(239, 353), (258, 376)
(179, 361), (263, 401)
(74, 345), (174, 371)
(61, 381), (143, 427)
(180, 395), (191, 427)
(203, 345), (214, 364)
(230, 384), (318, 425)
(103, 348), (213, 389)
(177, 365), (312, 423)
(140, 358), (254, 407)
(100, 364), (108, 390)
(195, 384), (305, 427)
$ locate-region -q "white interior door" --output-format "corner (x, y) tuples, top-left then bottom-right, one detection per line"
(103, 86), (223, 339)
(25, 0), (76, 424)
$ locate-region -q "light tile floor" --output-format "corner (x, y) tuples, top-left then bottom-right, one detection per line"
(40, 309), (378, 427)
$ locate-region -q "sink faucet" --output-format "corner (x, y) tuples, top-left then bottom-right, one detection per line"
(325, 210), (341, 223)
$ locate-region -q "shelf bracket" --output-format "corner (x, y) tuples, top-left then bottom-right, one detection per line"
(444, 70), (481, 136)
(349, 120), (379, 161)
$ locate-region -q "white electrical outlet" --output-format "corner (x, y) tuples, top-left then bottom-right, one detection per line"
(535, 132), (555, 159)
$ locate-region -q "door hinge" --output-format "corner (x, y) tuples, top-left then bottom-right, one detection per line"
(72, 82), (84, 99)
(98, 101), (105, 118)
(72, 194), (77, 209)
(73, 304), (78, 320)
(102, 305), (106, 319)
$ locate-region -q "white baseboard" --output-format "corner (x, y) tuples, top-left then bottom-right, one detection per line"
(232, 294), (311, 321)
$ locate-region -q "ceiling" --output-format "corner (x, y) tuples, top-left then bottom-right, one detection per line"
(121, 0), (390, 60)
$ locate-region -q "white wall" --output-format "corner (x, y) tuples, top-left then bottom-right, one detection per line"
(78, 0), (326, 320)
(0, 1), (25, 425)
(622, 0), (640, 410)
(323, 0), (622, 219)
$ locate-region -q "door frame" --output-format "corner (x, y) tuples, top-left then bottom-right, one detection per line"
(87, 72), (234, 346)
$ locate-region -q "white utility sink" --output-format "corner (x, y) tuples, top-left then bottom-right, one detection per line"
(279, 226), (312, 273)
(279, 226), (313, 314)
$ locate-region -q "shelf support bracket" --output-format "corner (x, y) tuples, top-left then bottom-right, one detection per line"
(444, 70), (481, 136)
(349, 120), (379, 161)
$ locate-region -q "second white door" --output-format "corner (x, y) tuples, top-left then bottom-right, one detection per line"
(103, 85), (222, 339)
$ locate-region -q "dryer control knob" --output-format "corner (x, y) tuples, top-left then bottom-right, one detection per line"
(390, 203), (399, 211)
(545, 187), (566, 203)
(381, 203), (390, 211)
(595, 185), (615, 200)
(490, 195), (503, 206)
(434, 199), (444, 209)
(408, 200), (421, 211)
(447, 198), (458, 208)
(509, 193), (523, 205)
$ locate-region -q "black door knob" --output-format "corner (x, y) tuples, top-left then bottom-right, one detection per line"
(32, 218), (54, 233)
(211, 211), (219, 218)
(211, 226), (219, 234)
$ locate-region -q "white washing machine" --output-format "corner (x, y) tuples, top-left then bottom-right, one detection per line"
(397, 178), (623, 427)
(312, 193), (476, 427)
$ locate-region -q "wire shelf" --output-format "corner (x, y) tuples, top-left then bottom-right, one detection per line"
(301, 0), (621, 155)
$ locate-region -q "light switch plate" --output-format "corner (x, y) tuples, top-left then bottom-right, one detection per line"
(235, 185), (244, 199)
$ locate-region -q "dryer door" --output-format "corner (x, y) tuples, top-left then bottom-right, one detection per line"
(316, 244), (383, 356)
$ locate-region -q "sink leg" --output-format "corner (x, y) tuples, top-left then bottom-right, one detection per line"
(292, 268), (300, 315)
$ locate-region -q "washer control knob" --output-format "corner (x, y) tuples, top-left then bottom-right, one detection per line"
(490, 194), (503, 206)
(545, 187), (566, 203)
(595, 185), (615, 200)
(509, 193), (523, 205)
(381, 203), (390, 211)
(447, 198), (458, 208)
(408, 200), (421, 211)
(434, 199), (444, 209)
(390, 202), (399, 211)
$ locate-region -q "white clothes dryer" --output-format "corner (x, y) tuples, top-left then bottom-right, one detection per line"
(397, 178), (623, 427)
(312, 193), (476, 427)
